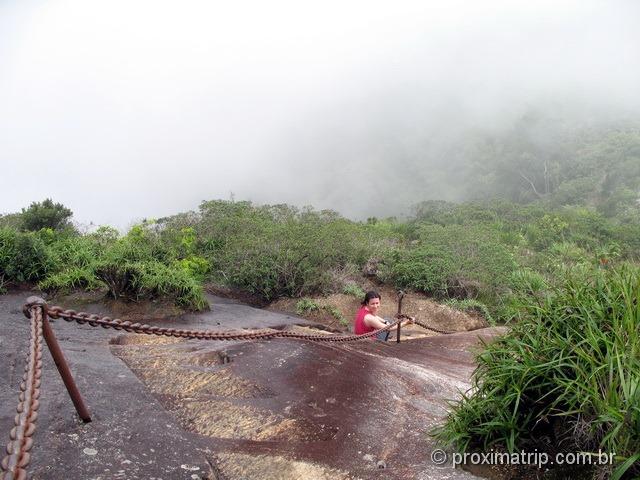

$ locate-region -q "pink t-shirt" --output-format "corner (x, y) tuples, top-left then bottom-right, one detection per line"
(354, 306), (376, 335)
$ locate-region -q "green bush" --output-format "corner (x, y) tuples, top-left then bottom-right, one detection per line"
(382, 224), (516, 304)
(88, 226), (120, 248)
(433, 264), (640, 479)
(95, 260), (208, 311)
(197, 201), (372, 301)
(0, 213), (23, 230)
(295, 299), (348, 326)
(342, 282), (365, 298)
(21, 198), (74, 232)
(547, 241), (589, 266)
(525, 214), (569, 250)
(382, 245), (455, 297)
(612, 223), (640, 261)
(0, 228), (57, 285)
(444, 299), (495, 326)
(324, 305), (348, 326)
(509, 268), (548, 295)
(27, 222), (208, 310)
(46, 233), (102, 270)
(175, 256), (209, 281)
(39, 267), (101, 294)
(296, 298), (320, 315)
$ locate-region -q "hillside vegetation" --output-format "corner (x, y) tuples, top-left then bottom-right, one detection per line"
(3, 196), (638, 318)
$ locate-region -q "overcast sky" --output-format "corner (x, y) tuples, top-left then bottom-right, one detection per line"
(1, 0), (639, 229)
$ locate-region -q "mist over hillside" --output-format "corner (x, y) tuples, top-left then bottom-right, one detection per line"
(1, 1), (639, 227)
(261, 102), (640, 221)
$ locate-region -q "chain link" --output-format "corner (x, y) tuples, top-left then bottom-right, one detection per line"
(44, 305), (401, 342)
(396, 314), (457, 335)
(1, 307), (43, 480)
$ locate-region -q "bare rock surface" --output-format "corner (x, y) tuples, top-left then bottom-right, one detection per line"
(1, 291), (505, 479)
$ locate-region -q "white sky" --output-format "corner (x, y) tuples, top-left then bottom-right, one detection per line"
(1, 0), (639, 229)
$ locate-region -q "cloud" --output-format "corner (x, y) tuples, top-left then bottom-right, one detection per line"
(1, 0), (639, 227)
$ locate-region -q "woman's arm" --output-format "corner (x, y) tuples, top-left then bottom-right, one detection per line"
(364, 314), (415, 330)
(363, 313), (389, 330)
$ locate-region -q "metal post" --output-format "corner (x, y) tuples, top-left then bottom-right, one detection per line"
(396, 291), (404, 344)
(40, 308), (92, 422)
(397, 290), (404, 317)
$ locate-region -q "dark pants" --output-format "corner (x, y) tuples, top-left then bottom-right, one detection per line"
(376, 319), (391, 341)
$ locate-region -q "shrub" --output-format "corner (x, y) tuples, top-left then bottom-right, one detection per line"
(547, 241), (589, 264)
(0, 213), (23, 230)
(296, 298), (320, 315)
(39, 267), (101, 294)
(382, 224), (516, 303)
(46, 234), (102, 270)
(21, 198), (74, 232)
(63, 224), (210, 310)
(199, 201), (372, 301)
(295, 299), (348, 326)
(433, 264), (640, 479)
(342, 282), (365, 298)
(88, 226), (120, 248)
(444, 299), (495, 326)
(525, 214), (568, 250)
(612, 223), (640, 261)
(95, 260), (208, 311)
(419, 224), (516, 295)
(381, 245), (455, 297)
(509, 268), (548, 295)
(323, 305), (347, 326)
(175, 256), (209, 281)
(0, 228), (57, 285)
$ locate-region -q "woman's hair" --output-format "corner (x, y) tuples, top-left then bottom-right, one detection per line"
(362, 290), (381, 306)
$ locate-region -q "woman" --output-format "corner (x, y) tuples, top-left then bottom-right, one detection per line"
(354, 290), (413, 340)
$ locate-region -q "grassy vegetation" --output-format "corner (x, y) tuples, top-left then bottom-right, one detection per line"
(443, 299), (495, 326)
(295, 298), (320, 315)
(296, 298), (348, 326)
(2, 196), (639, 315)
(433, 264), (640, 478)
(0, 216), (208, 309)
(342, 282), (365, 298)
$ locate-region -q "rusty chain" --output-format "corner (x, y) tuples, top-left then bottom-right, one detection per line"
(397, 314), (457, 335)
(43, 304), (401, 342)
(1, 307), (43, 480)
(0, 297), (458, 479)
(413, 319), (457, 334)
(43, 303), (458, 339)
(396, 292), (457, 335)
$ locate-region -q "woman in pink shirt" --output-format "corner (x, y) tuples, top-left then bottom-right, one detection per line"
(354, 291), (413, 340)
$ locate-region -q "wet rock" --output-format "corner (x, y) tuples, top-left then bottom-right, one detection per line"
(0, 290), (504, 480)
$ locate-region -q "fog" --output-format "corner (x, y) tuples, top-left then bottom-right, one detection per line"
(1, 0), (639, 229)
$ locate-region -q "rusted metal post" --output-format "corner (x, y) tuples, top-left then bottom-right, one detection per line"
(41, 312), (92, 422)
(25, 297), (92, 423)
(396, 291), (404, 344)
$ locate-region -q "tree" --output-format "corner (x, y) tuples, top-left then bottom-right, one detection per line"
(0, 213), (23, 229)
(21, 199), (74, 232)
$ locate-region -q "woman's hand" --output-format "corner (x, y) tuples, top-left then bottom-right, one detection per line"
(397, 315), (414, 326)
